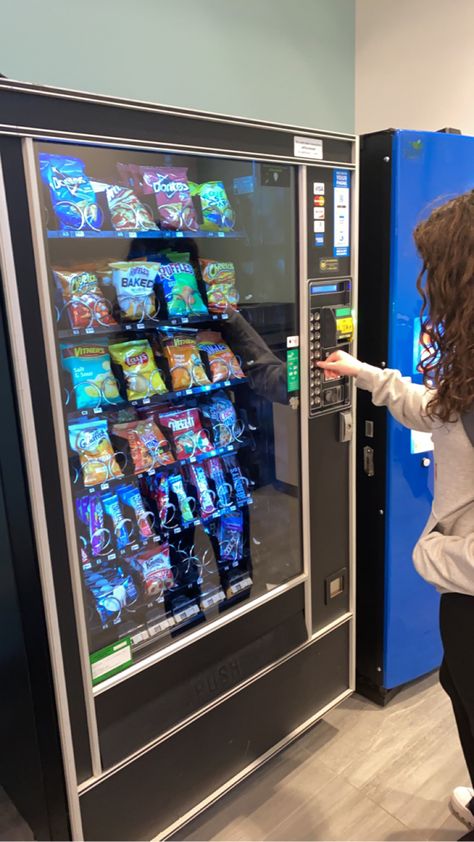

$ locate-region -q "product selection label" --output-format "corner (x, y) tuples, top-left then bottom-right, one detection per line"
(333, 169), (350, 258)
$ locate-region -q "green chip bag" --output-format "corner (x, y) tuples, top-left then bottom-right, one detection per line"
(156, 261), (208, 317)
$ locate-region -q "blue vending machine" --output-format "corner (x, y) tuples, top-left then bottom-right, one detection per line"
(357, 129), (474, 703)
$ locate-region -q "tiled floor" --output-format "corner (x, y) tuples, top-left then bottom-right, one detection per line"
(173, 673), (468, 841)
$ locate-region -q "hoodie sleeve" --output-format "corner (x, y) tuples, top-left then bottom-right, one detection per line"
(414, 531), (474, 595)
(356, 363), (435, 433)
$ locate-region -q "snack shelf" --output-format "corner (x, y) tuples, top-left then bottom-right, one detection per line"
(71, 441), (242, 497)
(66, 375), (248, 420)
(58, 311), (230, 339)
(82, 496), (253, 571)
(123, 575), (250, 651)
(47, 229), (247, 240)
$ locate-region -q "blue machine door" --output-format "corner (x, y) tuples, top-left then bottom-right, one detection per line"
(384, 130), (474, 688)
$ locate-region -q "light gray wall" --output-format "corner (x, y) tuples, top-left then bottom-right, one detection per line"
(356, 0), (474, 135)
(0, 0), (354, 132)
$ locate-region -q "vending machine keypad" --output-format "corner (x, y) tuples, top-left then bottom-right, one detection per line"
(309, 280), (353, 416)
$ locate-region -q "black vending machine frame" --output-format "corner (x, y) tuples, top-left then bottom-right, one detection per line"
(357, 130), (395, 704)
(0, 80), (357, 840)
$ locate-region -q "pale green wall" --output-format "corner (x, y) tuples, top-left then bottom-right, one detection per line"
(0, 0), (354, 133)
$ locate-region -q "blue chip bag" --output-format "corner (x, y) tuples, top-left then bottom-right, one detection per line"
(39, 152), (103, 231)
(61, 343), (122, 410)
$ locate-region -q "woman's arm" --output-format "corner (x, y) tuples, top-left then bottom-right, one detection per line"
(414, 531), (474, 594)
(318, 351), (435, 432)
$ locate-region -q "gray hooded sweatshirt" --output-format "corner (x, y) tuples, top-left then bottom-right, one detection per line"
(357, 364), (474, 596)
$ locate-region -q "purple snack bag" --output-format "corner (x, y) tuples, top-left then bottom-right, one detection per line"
(217, 511), (243, 562)
(76, 494), (107, 556)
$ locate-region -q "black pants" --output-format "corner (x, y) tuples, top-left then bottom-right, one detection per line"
(440, 593), (474, 786)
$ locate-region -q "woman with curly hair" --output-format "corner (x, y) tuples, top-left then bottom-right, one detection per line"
(318, 191), (474, 834)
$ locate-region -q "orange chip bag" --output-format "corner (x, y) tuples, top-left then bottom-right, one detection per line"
(112, 418), (175, 474)
(198, 259), (239, 313)
(196, 330), (245, 383)
(69, 419), (123, 487)
(162, 333), (210, 391)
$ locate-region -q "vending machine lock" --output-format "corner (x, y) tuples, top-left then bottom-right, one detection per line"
(339, 410), (353, 442)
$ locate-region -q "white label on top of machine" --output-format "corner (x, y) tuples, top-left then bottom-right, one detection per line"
(294, 136), (323, 160)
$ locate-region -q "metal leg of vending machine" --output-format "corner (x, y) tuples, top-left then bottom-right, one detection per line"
(0, 80), (357, 840)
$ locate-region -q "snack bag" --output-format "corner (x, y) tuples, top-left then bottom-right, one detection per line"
(129, 543), (174, 598)
(190, 181), (235, 232)
(139, 167), (199, 231)
(116, 161), (141, 188)
(158, 406), (213, 460)
(196, 330), (244, 383)
(198, 259), (239, 313)
(102, 491), (130, 550)
(156, 261), (208, 317)
(85, 567), (138, 625)
(39, 153), (102, 231)
(109, 339), (167, 401)
(145, 475), (176, 529)
(200, 392), (238, 448)
(54, 270), (117, 329)
(205, 457), (232, 509)
(61, 343), (122, 410)
(105, 184), (157, 231)
(117, 484), (155, 540)
(109, 261), (159, 321)
(76, 494), (110, 557)
(222, 454), (249, 506)
(188, 463), (217, 520)
(69, 419), (123, 487)
(112, 417), (174, 473)
(217, 511), (244, 562)
(169, 474), (195, 525)
(162, 333), (210, 391)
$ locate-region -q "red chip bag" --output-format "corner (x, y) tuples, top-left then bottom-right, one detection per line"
(138, 167), (199, 232)
(158, 406), (213, 461)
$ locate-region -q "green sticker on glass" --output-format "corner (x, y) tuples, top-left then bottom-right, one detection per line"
(90, 637), (132, 686)
(287, 348), (300, 392)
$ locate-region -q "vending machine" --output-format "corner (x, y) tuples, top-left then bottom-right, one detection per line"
(357, 129), (474, 703)
(0, 80), (357, 840)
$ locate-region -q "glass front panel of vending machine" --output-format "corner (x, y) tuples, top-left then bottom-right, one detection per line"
(33, 141), (302, 685)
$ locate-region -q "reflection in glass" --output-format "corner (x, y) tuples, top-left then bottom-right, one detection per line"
(35, 141), (302, 682)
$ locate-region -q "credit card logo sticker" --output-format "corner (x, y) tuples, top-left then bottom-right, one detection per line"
(314, 235), (325, 246)
(314, 221), (325, 233)
(313, 182), (325, 195)
(313, 195), (325, 206)
(313, 207), (325, 220)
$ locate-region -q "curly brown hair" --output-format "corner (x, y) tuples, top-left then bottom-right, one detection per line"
(414, 190), (474, 422)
